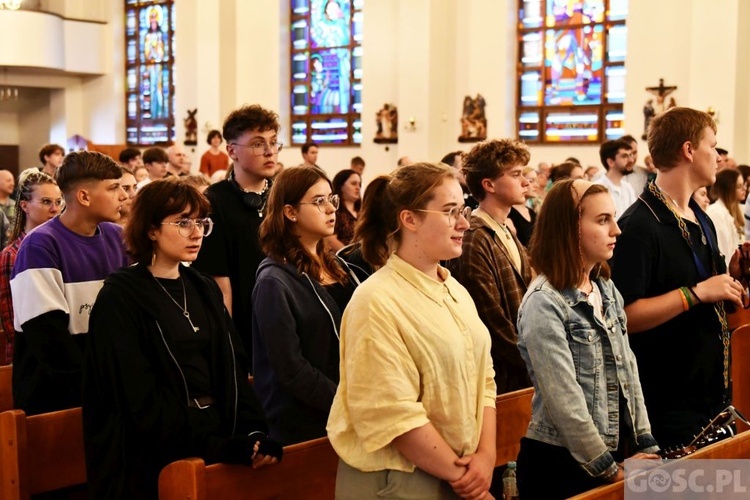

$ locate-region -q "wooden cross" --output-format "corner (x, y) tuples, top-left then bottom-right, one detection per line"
(645, 78), (677, 100)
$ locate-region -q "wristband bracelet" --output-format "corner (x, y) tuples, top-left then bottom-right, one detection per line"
(680, 287), (694, 309)
(678, 288), (689, 311)
(690, 286), (703, 304)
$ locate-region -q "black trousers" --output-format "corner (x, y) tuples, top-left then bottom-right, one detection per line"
(516, 437), (605, 500)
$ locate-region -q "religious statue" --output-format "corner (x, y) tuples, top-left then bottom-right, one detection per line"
(643, 78), (678, 140)
(184, 109), (198, 146)
(374, 103), (398, 144)
(459, 94), (487, 143)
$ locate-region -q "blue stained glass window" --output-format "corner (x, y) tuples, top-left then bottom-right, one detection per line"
(291, 0), (362, 146)
(517, 0), (627, 143)
(125, 1), (175, 146)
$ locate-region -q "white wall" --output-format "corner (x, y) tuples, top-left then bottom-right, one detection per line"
(3, 0), (750, 175)
(18, 93), (52, 169)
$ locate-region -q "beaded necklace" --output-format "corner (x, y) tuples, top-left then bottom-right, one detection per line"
(648, 182), (731, 394)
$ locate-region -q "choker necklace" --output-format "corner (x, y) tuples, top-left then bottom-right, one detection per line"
(153, 274), (200, 333)
(240, 178), (269, 195)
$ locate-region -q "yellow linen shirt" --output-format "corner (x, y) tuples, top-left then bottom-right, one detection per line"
(327, 253), (496, 472)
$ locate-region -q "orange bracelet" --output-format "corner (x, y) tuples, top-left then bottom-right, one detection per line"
(678, 288), (689, 311)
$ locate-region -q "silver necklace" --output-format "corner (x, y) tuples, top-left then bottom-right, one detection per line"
(153, 275), (200, 333)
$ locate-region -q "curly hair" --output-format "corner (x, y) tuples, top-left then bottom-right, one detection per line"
(223, 105), (280, 143)
(462, 139), (530, 201)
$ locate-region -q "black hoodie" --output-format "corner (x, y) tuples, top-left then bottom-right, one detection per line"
(252, 257), (355, 445)
(82, 263), (269, 499)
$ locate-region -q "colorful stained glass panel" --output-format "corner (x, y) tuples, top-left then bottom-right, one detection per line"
(310, 48), (351, 114)
(310, 0), (351, 49)
(544, 25), (603, 106)
(545, 0), (604, 27)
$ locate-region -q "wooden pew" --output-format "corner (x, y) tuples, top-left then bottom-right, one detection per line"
(159, 437), (338, 500)
(0, 407), (86, 499)
(0, 365), (11, 412)
(159, 389), (534, 499)
(569, 429), (750, 500)
(495, 387), (533, 466)
(732, 324), (750, 432)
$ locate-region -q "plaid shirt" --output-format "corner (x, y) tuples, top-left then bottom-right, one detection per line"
(449, 216), (534, 394)
(0, 233), (24, 364)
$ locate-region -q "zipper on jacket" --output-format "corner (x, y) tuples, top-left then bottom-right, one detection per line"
(302, 272), (340, 340)
(156, 320), (191, 408)
(225, 321), (239, 436)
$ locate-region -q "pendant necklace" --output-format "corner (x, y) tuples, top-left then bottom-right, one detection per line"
(153, 275), (200, 333)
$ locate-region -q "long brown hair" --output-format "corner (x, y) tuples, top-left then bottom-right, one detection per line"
(260, 167), (348, 283)
(529, 179), (611, 290)
(354, 162), (456, 269)
(710, 169), (744, 233)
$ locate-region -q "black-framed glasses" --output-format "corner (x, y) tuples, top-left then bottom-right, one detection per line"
(161, 217), (214, 238)
(415, 205), (473, 226)
(299, 194), (340, 213)
(230, 141), (283, 156)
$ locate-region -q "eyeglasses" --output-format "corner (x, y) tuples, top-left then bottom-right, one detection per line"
(230, 140), (283, 156)
(161, 217), (214, 238)
(299, 194), (340, 213)
(31, 198), (63, 208)
(415, 205), (473, 226)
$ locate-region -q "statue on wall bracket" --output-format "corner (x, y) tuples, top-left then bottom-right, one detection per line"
(642, 79), (678, 140)
(374, 103), (398, 144)
(184, 108), (198, 145)
(458, 94), (487, 143)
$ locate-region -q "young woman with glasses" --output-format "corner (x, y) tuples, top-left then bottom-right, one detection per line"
(516, 180), (659, 499)
(252, 166), (358, 445)
(83, 179), (281, 499)
(0, 170), (61, 365)
(327, 163), (496, 500)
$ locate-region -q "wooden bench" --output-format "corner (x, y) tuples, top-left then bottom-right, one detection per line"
(159, 437), (338, 500)
(0, 407), (86, 499)
(159, 389), (534, 499)
(569, 429), (750, 500)
(0, 365), (11, 412)
(495, 387), (533, 466)
(732, 324), (750, 432)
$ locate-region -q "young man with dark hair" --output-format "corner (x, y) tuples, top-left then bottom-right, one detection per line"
(10, 151), (129, 414)
(449, 138), (533, 394)
(38, 143), (65, 177)
(612, 107), (746, 449)
(299, 141), (319, 168)
(192, 104), (281, 370)
(595, 139), (636, 219)
(137, 147), (169, 190)
(350, 156), (365, 175)
(118, 148), (144, 169)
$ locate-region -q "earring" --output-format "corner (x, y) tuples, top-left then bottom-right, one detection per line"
(151, 249), (157, 267)
(292, 217), (297, 222)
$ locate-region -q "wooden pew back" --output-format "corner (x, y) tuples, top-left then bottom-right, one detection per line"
(159, 437), (338, 500)
(495, 387), (533, 466)
(0, 365), (11, 412)
(0, 408), (86, 499)
(732, 324), (750, 432)
(159, 388), (534, 499)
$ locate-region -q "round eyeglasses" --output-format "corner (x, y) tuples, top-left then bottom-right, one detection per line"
(230, 141), (283, 156)
(161, 217), (214, 238)
(299, 194), (340, 213)
(415, 205), (473, 226)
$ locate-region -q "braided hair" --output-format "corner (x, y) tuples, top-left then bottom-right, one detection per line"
(9, 169), (58, 242)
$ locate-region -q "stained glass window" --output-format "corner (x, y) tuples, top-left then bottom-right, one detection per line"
(517, 0), (627, 143)
(125, 0), (176, 146)
(290, 0), (363, 146)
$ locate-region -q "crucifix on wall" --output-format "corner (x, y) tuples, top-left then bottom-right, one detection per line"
(642, 78), (678, 140)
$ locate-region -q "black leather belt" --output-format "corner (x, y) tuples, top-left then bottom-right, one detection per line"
(188, 396), (216, 409)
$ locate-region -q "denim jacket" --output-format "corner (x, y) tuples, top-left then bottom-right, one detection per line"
(517, 275), (659, 478)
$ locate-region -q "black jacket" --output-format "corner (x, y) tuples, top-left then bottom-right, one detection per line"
(82, 264), (269, 499)
(252, 257), (354, 444)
